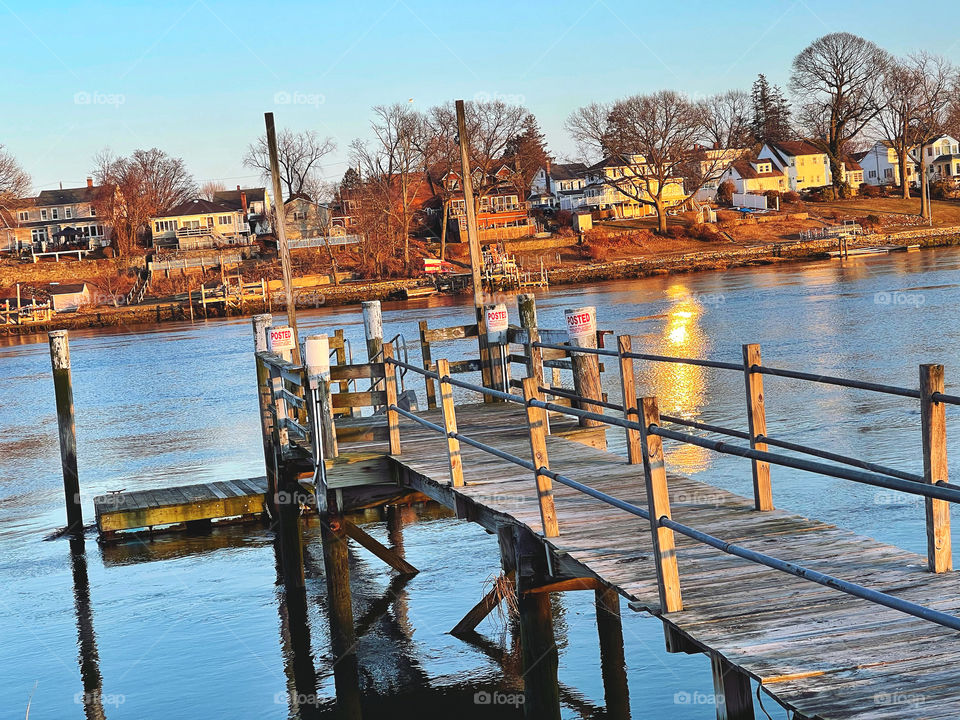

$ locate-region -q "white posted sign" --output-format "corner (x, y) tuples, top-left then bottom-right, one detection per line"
(269, 325), (296, 354)
(485, 303), (509, 344)
(564, 307), (597, 347)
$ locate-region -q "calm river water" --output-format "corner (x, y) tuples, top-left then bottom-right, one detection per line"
(3, 247), (960, 719)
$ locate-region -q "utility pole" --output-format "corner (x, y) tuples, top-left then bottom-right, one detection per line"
(264, 111), (301, 364)
(455, 99), (494, 393)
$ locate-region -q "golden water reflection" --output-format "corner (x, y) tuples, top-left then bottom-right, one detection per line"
(640, 285), (712, 474)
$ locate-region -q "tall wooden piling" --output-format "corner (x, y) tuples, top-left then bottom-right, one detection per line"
(362, 300), (384, 362)
(518, 293), (544, 391)
(712, 652), (755, 720)
(566, 307), (604, 428)
(252, 315), (277, 496)
(49, 330), (82, 533)
(277, 462), (305, 591)
(920, 363), (951, 573)
(523, 377), (559, 538)
(617, 335), (642, 464)
(436, 358), (464, 487)
(320, 516), (362, 718)
(742, 344), (773, 511)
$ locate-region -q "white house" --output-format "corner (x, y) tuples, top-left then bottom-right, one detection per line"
(858, 141), (917, 187)
(719, 158), (787, 194)
(530, 162), (588, 210)
(923, 135), (960, 184)
(759, 141), (832, 191)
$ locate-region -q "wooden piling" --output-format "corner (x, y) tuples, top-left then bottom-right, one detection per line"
(518, 293), (544, 391)
(742, 344), (773, 511)
(522, 377), (559, 538)
(617, 335), (642, 464)
(320, 516), (362, 718)
(920, 364), (952, 573)
(277, 462), (305, 591)
(436, 358), (464, 487)
(639, 396), (682, 613)
(49, 330), (82, 533)
(567, 307), (604, 428)
(712, 652), (756, 720)
(252, 315), (277, 497)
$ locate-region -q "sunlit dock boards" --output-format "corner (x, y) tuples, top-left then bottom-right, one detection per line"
(368, 403), (960, 720)
(94, 477), (269, 536)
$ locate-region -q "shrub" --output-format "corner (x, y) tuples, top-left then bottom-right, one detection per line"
(554, 210), (572, 227)
(862, 184), (882, 198)
(666, 225), (687, 239)
(102, 246), (115, 258)
(716, 180), (735, 206)
(782, 191), (801, 204)
(931, 180), (956, 201)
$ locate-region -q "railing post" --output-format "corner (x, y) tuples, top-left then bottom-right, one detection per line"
(383, 344), (401, 455)
(522, 377), (559, 538)
(48, 330), (82, 534)
(436, 359), (464, 487)
(742, 344), (773, 511)
(639, 396), (682, 613)
(617, 335), (642, 464)
(920, 364), (951, 573)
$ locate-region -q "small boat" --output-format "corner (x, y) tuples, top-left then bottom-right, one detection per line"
(401, 286), (437, 299)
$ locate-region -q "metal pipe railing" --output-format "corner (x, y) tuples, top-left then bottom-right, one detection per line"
(388, 399), (960, 634)
(751, 364), (920, 399)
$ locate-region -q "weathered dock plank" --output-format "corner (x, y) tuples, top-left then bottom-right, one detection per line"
(370, 402), (960, 719)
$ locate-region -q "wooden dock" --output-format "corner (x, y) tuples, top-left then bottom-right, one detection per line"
(368, 403), (960, 719)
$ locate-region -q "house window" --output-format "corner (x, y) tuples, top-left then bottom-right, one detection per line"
(51, 208), (59, 220)
(31, 228), (47, 243)
(40, 209), (48, 220)
(217, 215), (232, 225)
(154, 220), (178, 232)
(869, 170), (877, 178)
(89, 205), (96, 216)
(293, 210), (306, 221)
(928, 147), (933, 156)
(884, 169), (893, 178)
(17, 211), (28, 221)
(64, 207), (73, 219)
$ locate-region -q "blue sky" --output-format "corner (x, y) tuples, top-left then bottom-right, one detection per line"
(2, 0), (958, 194)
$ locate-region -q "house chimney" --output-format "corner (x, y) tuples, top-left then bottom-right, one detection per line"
(240, 191), (248, 216)
(86, 177), (93, 189)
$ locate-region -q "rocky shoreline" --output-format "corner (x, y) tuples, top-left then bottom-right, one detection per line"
(3, 228), (959, 337)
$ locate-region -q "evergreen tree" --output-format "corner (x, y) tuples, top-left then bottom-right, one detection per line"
(750, 74), (792, 144)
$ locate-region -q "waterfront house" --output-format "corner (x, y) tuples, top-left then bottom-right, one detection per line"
(758, 141), (831, 192)
(283, 194), (332, 240)
(923, 135), (960, 185)
(448, 180), (535, 241)
(12, 178), (111, 250)
(579, 154), (686, 218)
(150, 198), (250, 250)
(841, 156), (864, 189)
(719, 158), (788, 194)
(530, 162), (589, 210)
(213, 186), (272, 235)
(859, 141), (918, 187)
(0, 207), (18, 253)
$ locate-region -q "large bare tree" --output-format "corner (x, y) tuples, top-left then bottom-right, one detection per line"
(791, 32), (888, 195)
(907, 53), (958, 219)
(351, 103), (427, 269)
(243, 128), (336, 200)
(567, 91), (725, 234)
(704, 90), (753, 150)
(198, 180), (226, 201)
(92, 147), (196, 257)
(0, 145), (31, 202)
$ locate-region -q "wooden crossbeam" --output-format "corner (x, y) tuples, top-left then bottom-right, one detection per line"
(342, 519), (418, 575)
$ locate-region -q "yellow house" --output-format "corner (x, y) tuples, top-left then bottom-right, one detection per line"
(582, 155), (687, 218)
(150, 198), (250, 250)
(759, 141), (831, 191)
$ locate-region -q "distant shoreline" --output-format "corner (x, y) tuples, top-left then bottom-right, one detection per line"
(4, 229), (960, 337)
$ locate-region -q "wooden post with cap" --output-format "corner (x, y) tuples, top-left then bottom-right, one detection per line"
(49, 330), (82, 534)
(436, 358), (464, 487)
(742, 343), (772, 511)
(522, 377), (558, 538)
(920, 363), (951, 573)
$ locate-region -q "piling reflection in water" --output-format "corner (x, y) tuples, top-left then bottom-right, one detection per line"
(70, 537), (106, 720)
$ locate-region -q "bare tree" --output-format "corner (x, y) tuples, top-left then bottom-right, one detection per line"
(567, 91), (722, 234)
(243, 129), (336, 200)
(421, 106), (462, 260)
(0, 145), (31, 202)
(791, 32), (888, 195)
(704, 90), (753, 150)
(92, 147), (196, 257)
(198, 180), (226, 201)
(908, 53), (958, 219)
(351, 103), (427, 269)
